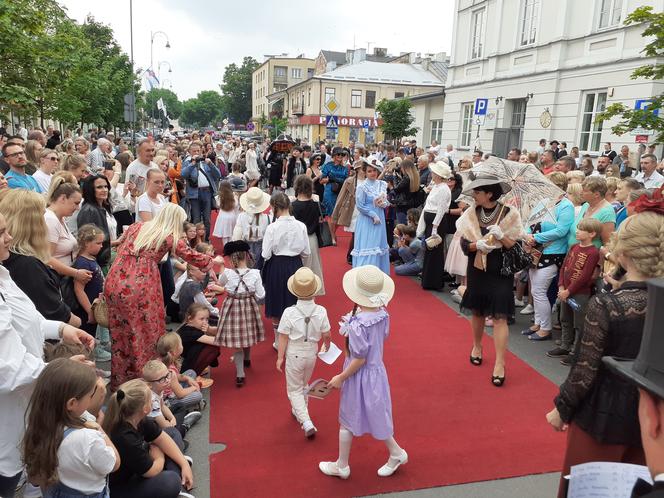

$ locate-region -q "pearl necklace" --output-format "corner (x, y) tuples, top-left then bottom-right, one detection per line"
(479, 205), (499, 224)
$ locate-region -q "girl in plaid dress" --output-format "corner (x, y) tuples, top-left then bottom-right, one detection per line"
(215, 240), (266, 387)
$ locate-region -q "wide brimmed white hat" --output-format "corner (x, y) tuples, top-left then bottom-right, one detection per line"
(361, 155), (385, 173)
(342, 265), (395, 308)
(239, 187), (271, 214)
(430, 160), (452, 180)
(287, 267), (322, 299)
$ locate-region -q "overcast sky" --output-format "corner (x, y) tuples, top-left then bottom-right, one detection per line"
(58, 0), (455, 100)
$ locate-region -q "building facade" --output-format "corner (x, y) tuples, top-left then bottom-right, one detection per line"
(273, 56), (446, 145)
(440, 0), (663, 158)
(251, 56), (316, 123)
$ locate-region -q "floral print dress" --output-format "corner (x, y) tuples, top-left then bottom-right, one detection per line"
(105, 223), (211, 390)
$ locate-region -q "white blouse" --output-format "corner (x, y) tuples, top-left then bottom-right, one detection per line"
(218, 268), (265, 300)
(418, 182), (452, 235)
(233, 211), (270, 242)
(261, 215), (311, 260)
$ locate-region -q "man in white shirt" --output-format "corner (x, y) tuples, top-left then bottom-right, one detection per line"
(125, 139), (158, 208)
(88, 138), (113, 175)
(537, 138), (547, 155)
(635, 154), (664, 189)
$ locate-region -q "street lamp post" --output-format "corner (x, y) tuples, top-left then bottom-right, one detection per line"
(157, 61), (172, 82)
(150, 31), (170, 132)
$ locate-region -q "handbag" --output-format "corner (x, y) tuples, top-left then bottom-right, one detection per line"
(316, 201), (333, 248)
(92, 295), (109, 328)
(59, 275), (80, 313)
(500, 241), (533, 277)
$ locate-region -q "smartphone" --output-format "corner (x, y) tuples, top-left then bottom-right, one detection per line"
(103, 160), (115, 171)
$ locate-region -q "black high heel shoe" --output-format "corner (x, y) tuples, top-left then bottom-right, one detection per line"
(469, 347), (482, 366)
(491, 371), (506, 387)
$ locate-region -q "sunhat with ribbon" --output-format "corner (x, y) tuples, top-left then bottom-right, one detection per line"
(429, 160), (452, 180)
(342, 265), (395, 308)
(287, 267), (322, 299)
(361, 155), (385, 173)
(239, 187), (271, 214)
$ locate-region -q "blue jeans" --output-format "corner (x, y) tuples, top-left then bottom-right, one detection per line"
(395, 246), (422, 276)
(189, 189), (212, 237)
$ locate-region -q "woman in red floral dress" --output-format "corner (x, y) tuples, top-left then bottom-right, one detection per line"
(105, 203), (213, 390)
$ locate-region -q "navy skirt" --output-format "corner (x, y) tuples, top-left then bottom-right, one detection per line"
(262, 255), (302, 318)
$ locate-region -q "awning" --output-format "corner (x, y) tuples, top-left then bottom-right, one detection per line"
(266, 90), (287, 104)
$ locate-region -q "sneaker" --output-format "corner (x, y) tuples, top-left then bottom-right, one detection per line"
(520, 304), (534, 315)
(94, 348), (112, 362)
(451, 293), (462, 304)
(302, 420), (317, 439)
(514, 298), (525, 307)
(546, 347), (570, 358)
(319, 461), (350, 479)
(560, 354), (575, 366)
(182, 411), (202, 431)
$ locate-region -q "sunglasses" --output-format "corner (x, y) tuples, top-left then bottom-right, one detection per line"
(47, 156), (59, 162)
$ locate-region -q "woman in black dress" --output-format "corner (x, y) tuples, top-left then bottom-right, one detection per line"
(305, 153), (325, 201)
(291, 175), (325, 295)
(457, 177), (524, 386)
(285, 146), (307, 191)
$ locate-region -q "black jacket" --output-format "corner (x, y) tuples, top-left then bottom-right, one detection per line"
(77, 202), (112, 266)
(4, 252), (71, 322)
(632, 480), (664, 498)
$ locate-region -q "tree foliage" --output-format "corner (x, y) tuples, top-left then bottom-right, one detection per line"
(144, 88), (183, 122)
(220, 56), (259, 124)
(375, 98), (419, 143)
(596, 6), (664, 143)
(180, 90), (225, 128)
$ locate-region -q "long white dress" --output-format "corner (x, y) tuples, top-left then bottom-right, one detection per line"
(245, 149), (261, 181)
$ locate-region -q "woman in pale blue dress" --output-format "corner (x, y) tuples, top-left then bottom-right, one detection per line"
(351, 159), (390, 274)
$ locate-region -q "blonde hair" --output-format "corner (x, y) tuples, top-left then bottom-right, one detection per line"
(613, 211), (664, 279)
(566, 183), (584, 206)
(605, 176), (619, 196)
(156, 332), (182, 368)
(547, 171), (568, 191)
(102, 379), (151, 435)
(45, 174), (81, 206)
(566, 170), (585, 185)
(0, 190), (51, 262)
(133, 203), (187, 254)
(142, 359), (167, 379)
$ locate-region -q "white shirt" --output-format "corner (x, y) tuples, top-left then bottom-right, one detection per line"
(125, 159), (159, 198)
(0, 265), (61, 475)
(635, 169), (664, 189)
(233, 212), (270, 242)
(135, 193), (168, 221)
(261, 216), (311, 260)
(57, 427), (116, 494)
(417, 182), (451, 236)
(278, 299), (330, 342)
(31, 169), (52, 192)
(45, 208), (78, 265)
(88, 147), (108, 175)
(218, 268), (265, 300)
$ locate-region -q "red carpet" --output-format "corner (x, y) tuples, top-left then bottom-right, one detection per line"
(208, 234), (564, 497)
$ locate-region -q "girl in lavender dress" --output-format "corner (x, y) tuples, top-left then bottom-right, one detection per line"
(319, 265), (407, 479)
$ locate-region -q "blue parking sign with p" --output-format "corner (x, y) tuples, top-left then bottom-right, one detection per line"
(474, 98), (488, 116)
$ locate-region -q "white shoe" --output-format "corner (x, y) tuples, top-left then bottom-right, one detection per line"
(302, 420), (317, 438)
(319, 461), (350, 479)
(451, 293), (462, 304)
(450, 288), (459, 296)
(514, 298), (525, 307)
(377, 450), (408, 477)
(520, 304), (534, 315)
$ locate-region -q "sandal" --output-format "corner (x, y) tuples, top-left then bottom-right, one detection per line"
(469, 346), (483, 366)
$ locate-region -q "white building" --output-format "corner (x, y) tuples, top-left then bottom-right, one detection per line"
(440, 0), (664, 158)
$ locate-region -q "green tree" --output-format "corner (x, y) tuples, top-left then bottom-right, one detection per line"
(180, 90), (225, 128)
(144, 88), (183, 121)
(267, 116), (288, 140)
(219, 56), (259, 124)
(375, 98), (418, 143)
(597, 6), (664, 143)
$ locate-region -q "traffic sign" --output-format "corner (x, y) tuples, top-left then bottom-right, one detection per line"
(223, 118), (229, 125)
(635, 99), (659, 117)
(630, 127), (655, 136)
(325, 98), (339, 115)
(246, 122), (255, 132)
(325, 115), (338, 129)
(474, 98), (488, 116)
(362, 119), (370, 130)
(123, 93), (136, 122)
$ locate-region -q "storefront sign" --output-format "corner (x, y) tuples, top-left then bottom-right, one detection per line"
(288, 115), (382, 127)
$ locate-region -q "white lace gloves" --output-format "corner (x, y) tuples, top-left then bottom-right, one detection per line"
(487, 224), (504, 240)
(476, 239), (499, 254)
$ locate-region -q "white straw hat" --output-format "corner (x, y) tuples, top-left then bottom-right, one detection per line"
(287, 267), (322, 299)
(239, 187), (271, 214)
(430, 160), (452, 180)
(342, 265), (395, 308)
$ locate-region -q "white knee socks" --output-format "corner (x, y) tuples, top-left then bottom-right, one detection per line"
(384, 436), (403, 457)
(337, 427), (353, 469)
(232, 351), (244, 377)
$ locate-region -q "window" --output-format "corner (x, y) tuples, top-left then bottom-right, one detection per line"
(579, 91), (607, 152)
(598, 0), (622, 29)
(325, 87), (335, 103)
(519, 0), (539, 46)
(274, 66), (287, 78)
(460, 103), (474, 148)
(365, 90), (376, 108)
(291, 68), (302, 79)
(308, 87), (311, 106)
(351, 90), (362, 108)
(470, 8), (485, 59)
(430, 119), (443, 144)
(395, 92), (405, 99)
(510, 99), (527, 128)
(326, 127), (338, 141)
